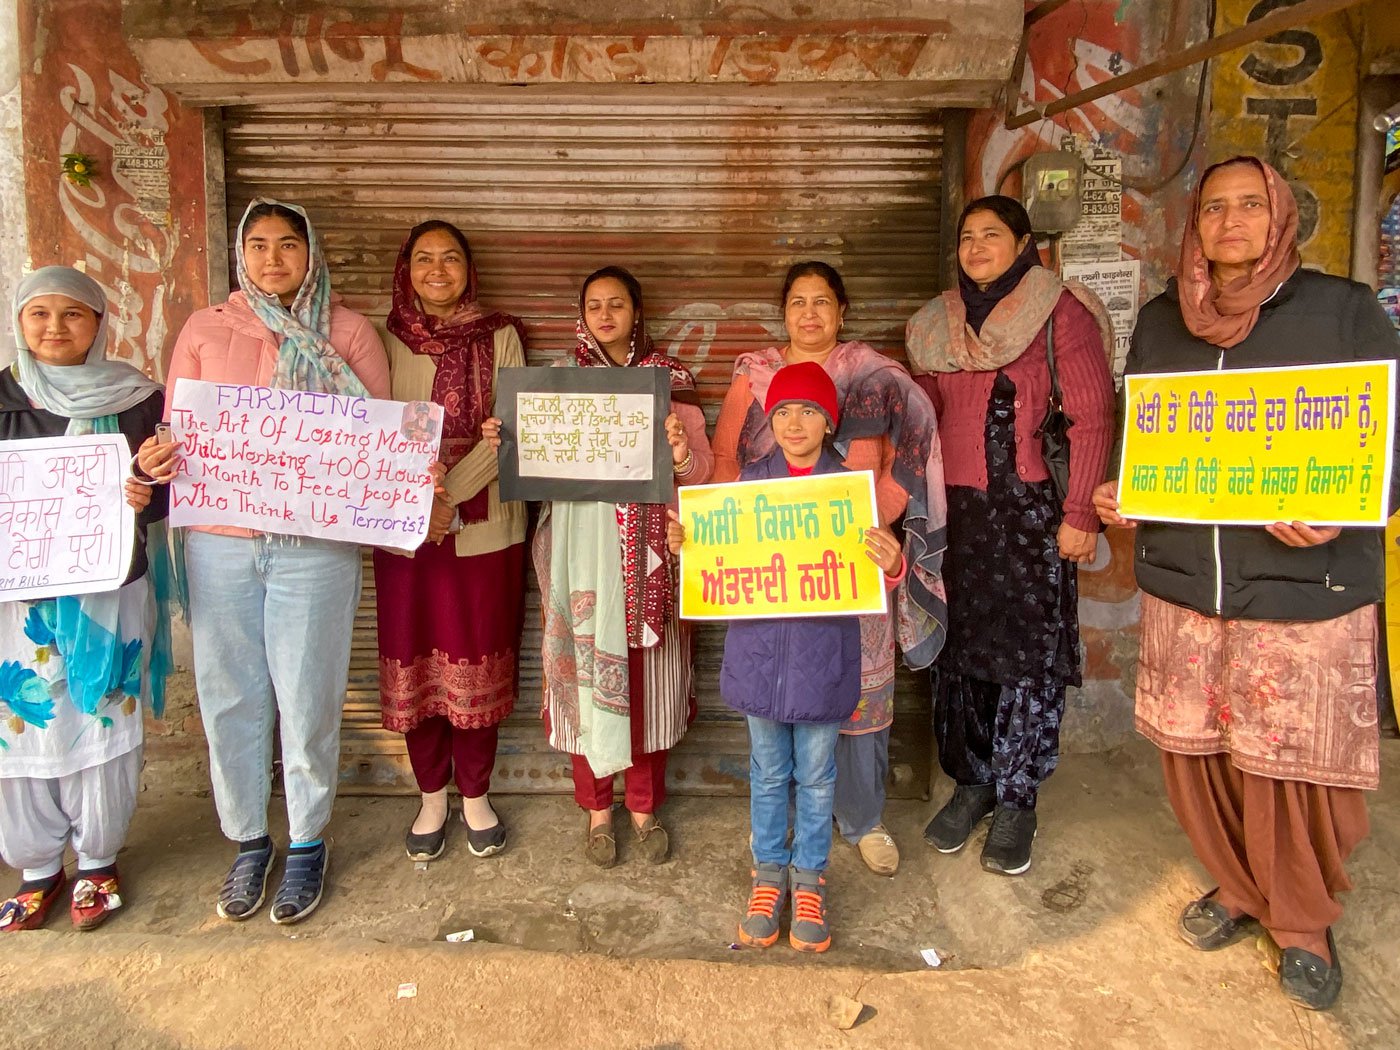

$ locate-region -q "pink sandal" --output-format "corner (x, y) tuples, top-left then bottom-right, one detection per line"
(0, 870), (68, 932)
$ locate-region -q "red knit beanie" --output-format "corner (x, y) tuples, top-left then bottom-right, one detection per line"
(764, 361), (840, 430)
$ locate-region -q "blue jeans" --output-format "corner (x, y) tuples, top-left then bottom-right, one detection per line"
(186, 532), (361, 844)
(746, 716), (842, 872)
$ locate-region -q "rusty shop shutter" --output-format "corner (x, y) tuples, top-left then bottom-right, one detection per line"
(221, 95), (943, 796)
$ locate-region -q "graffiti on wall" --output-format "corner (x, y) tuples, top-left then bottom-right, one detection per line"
(189, 10), (440, 82)
(22, 0), (208, 380)
(1210, 0), (1359, 274)
(56, 63), (177, 374)
(150, 4), (984, 87)
(966, 4), (1152, 259)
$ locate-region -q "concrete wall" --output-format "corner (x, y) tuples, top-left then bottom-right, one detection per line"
(0, 0), (25, 364)
(19, 0), (208, 380)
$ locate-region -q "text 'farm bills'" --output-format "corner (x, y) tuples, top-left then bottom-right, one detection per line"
(678, 471), (887, 620)
(168, 380), (443, 551)
(0, 435), (134, 601)
(1118, 360), (1396, 527)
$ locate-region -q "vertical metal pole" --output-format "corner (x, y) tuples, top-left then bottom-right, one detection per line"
(939, 108), (969, 293)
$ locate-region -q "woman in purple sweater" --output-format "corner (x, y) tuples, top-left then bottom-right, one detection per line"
(906, 195), (1114, 876)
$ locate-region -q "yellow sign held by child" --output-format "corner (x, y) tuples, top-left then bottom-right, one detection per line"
(678, 470), (886, 620)
(1118, 361), (1395, 526)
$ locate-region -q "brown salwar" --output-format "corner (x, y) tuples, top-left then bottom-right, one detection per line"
(1160, 750), (1368, 961)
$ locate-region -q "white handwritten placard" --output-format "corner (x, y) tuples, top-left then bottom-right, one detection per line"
(168, 380), (441, 551)
(495, 366), (672, 503)
(0, 435), (134, 601)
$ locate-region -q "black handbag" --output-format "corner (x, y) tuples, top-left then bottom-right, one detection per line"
(1033, 317), (1072, 503)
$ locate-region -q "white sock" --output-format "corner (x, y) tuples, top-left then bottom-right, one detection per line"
(21, 858), (64, 882)
(412, 788), (449, 834)
(461, 794), (498, 831)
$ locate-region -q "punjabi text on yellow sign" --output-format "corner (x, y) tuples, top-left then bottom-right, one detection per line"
(678, 471), (886, 620)
(1118, 361), (1394, 526)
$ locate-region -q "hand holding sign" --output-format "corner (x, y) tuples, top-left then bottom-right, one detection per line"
(168, 379), (442, 551)
(678, 471), (888, 620)
(0, 435), (135, 601)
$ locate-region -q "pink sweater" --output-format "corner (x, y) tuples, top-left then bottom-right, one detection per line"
(165, 291), (391, 537)
(914, 292), (1113, 533)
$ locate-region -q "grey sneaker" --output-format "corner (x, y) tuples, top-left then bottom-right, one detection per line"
(980, 806), (1037, 876)
(924, 783), (996, 853)
(217, 843), (275, 921)
(737, 862), (787, 948)
(788, 866), (830, 953)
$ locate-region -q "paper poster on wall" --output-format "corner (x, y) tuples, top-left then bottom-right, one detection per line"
(1061, 259), (1140, 382)
(168, 380), (441, 551)
(678, 471), (887, 620)
(1059, 145), (1122, 264)
(1118, 361), (1395, 526)
(494, 366), (672, 504)
(0, 435), (134, 601)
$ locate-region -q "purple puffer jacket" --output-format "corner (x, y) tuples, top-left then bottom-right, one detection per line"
(719, 446), (862, 725)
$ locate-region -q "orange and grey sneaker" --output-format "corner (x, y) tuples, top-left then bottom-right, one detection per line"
(70, 869), (123, 931)
(788, 866), (831, 953)
(738, 862), (787, 948)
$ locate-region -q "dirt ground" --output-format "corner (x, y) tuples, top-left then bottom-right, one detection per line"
(3, 738), (1396, 1050)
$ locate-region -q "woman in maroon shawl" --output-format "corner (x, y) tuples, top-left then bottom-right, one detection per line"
(374, 221), (527, 863)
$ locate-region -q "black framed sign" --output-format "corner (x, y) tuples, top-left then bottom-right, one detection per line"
(494, 366), (673, 503)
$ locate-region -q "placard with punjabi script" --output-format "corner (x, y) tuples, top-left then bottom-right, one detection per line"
(1118, 361), (1395, 526)
(0, 435), (134, 601)
(678, 471), (887, 620)
(495, 366), (672, 504)
(168, 380), (441, 551)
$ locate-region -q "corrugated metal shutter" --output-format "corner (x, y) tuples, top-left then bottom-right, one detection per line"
(221, 96), (943, 796)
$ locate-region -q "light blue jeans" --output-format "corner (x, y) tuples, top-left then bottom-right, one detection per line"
(186, 532), (361, 844)
(746, 716), (842, 872)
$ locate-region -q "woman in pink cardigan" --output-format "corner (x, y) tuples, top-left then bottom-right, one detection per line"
(906, 195), (1114, 878)
(140, 199), (389, 925)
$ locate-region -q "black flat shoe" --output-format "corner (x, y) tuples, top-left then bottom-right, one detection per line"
(463, 811), (507, 858)
(405, 809), (449, 861)
(1177, 890), (1256, 951)
(1280, 928), (1342, 1011)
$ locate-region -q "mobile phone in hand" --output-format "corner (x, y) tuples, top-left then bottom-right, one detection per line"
(155, 423), (173, 444)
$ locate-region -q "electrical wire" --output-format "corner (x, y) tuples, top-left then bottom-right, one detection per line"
(999, 0), (1216, 198)
(1081, 0), (1215, 195)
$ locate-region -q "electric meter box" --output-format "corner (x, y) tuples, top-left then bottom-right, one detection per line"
(1022, 151), (1084, 234)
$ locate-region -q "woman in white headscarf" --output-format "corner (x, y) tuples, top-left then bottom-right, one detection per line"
(0, 265), (170, 933)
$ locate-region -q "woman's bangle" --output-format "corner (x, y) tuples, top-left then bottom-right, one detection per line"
(129, 452), (159, 487)
(673, 449), (694, 476)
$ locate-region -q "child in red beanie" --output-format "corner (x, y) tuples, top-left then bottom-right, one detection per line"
(668, 361), (904, 952)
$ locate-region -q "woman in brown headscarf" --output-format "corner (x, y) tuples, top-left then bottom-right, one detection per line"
(1094, 157), (1400, 1011)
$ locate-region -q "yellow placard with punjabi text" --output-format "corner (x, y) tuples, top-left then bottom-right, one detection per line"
(678, 470), (887, 620)
(1118, 362), (1394, 527)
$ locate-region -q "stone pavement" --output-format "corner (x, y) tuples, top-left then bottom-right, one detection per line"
(3, 738), (1397, 1049)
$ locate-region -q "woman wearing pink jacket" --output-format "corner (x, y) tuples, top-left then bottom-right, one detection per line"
(141, 199), (389, 925)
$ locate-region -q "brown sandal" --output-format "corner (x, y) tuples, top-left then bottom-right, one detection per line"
(631, 814), (670, 865)
(585, 815), (616, 869)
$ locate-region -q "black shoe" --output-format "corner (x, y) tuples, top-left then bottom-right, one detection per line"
(217, 843), (275, 921)
(463, 811), (507, 858)
(270, 842), (328, 925)
(1177, 890), (1256, 951)
(405, 807), (449, 862)
(1280, 929), (1343, 1011)
(980, 806), (1037, 876)
(924, 783), (996, 853)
